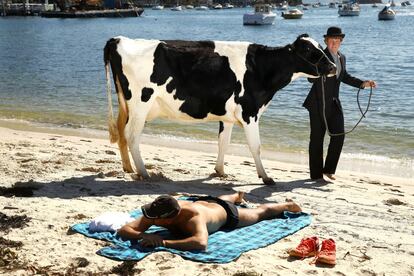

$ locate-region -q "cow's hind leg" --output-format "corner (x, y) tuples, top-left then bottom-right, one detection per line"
(117, 116), (133, 173)
(116, 81), (134, 173)
(214, 121), (234, 176)
(125, 118), (149, 179)
(243, 122), (275, 185)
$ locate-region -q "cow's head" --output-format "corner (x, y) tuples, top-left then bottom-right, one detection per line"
(290, 34), (336, 79)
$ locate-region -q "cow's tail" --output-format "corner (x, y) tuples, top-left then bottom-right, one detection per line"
(104, 46), (119, 144)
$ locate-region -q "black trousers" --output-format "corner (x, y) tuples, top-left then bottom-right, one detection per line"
(308, 104), (345, 179)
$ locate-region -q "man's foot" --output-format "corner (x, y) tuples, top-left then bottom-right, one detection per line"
(288, 236), (319, 258)
(324, 174), (336, 180)
(235, 191), (246, 205)
(309, 177), (331, 184)
(286, 200), (302, 213)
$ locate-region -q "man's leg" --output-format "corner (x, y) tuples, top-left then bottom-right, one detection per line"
(218, 191), (245, 204)
(309, 110), (325, 180)
(323, 108), (345, 178)
(237, 200), (302, 228)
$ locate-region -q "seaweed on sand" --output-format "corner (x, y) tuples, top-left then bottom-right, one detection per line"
(0, 212), (31, 234)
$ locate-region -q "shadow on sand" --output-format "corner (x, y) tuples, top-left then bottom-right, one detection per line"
(1, 173), (331, 204)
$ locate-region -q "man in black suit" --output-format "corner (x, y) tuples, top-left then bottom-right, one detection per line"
(303, 26), (376, 181)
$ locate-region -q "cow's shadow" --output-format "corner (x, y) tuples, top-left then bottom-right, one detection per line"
(245, 178), (332, 201)
(5, 173), (331, 204)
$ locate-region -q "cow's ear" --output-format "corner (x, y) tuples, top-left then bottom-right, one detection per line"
(297, 33), (309, 39)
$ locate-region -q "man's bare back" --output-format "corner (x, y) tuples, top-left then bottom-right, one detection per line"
(172, 200), (229, 233)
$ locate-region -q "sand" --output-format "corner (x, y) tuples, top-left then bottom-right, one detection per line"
(0, 125), (413, 276)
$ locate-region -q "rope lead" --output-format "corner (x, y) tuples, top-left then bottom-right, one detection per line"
(321, 75), (373, 136)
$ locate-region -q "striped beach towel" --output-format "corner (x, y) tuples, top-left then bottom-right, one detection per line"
(71, 209), (311, 263)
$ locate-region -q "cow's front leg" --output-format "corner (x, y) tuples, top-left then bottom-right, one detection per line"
(214, 121), (234, 176)
(243, 122), (275, 185)
(125, 117), (149, 179)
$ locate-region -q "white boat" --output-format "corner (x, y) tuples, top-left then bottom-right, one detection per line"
(223, 3), (234, 9)
(152, 5), (164, 10)
(338, 2), (360, 16)
(243, 3), (276, 25)
(171, 5), (182, 11)
(378, 5), (396, 20)
(282, 8), (303, 19)
(185, 5), (194, 9)
(213, 4), (223, 9)
(276, 1), (288, 10)
(195, 5), (209, 10)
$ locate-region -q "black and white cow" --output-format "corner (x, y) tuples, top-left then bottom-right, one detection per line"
(104, 34), (335, 185)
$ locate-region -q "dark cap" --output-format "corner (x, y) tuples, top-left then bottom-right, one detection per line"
(324, 26), (345, 38)
(141, 195), (180, 219)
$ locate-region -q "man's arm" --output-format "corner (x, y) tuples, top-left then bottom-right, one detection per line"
(340, 54), (364, 88)
(117, 216), (153, 240)
(162, 215), (209, 251)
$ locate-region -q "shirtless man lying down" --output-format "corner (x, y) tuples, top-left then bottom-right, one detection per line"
(117, 192), (302, 251)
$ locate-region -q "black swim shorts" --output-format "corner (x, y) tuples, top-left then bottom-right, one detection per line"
(196, 196), (239, 230)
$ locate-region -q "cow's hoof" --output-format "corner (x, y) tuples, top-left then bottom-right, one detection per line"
(131, 173), (150, 181)
(210, 172), (227, 178)
(123, 167), (134, 173)
(263, 178), (276, 185)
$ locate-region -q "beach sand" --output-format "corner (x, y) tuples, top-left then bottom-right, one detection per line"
(0, 125), (413, 275)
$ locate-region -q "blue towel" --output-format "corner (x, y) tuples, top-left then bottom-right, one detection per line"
(71, 209), (311, 263)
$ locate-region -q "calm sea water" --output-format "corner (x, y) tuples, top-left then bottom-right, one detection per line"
(0, 5), (413, 173)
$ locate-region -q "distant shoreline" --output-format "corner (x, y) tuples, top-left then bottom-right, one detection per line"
(1, 118), (412, 179)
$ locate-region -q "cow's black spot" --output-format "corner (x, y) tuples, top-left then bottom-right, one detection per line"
(141, 87), (154, 102)
(104, 38), (132, 100)
(150, 40), (239, 119)
(236, 44), (294, 124)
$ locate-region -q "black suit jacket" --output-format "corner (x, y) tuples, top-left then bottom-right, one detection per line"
(303, 48), (363, 116)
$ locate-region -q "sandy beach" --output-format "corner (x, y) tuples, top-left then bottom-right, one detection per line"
(0, 125), (413, 276)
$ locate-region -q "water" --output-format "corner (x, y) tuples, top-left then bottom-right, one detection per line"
(0, 5), (413, 176)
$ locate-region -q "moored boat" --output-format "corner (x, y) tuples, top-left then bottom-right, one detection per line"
(281, 8), (303, 19)
(171, 5), (182, 11)
(378, 5), (396, 20)
(195, 5), (209, 10)
(276, 1), (288, 10)
(338, 1), (360, 16)
(41, 8), (143, 18)
(243, 3), (276, 25)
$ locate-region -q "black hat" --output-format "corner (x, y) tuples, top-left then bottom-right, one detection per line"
(141, 195), (180, 219)
(324, 26), (345, 38)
